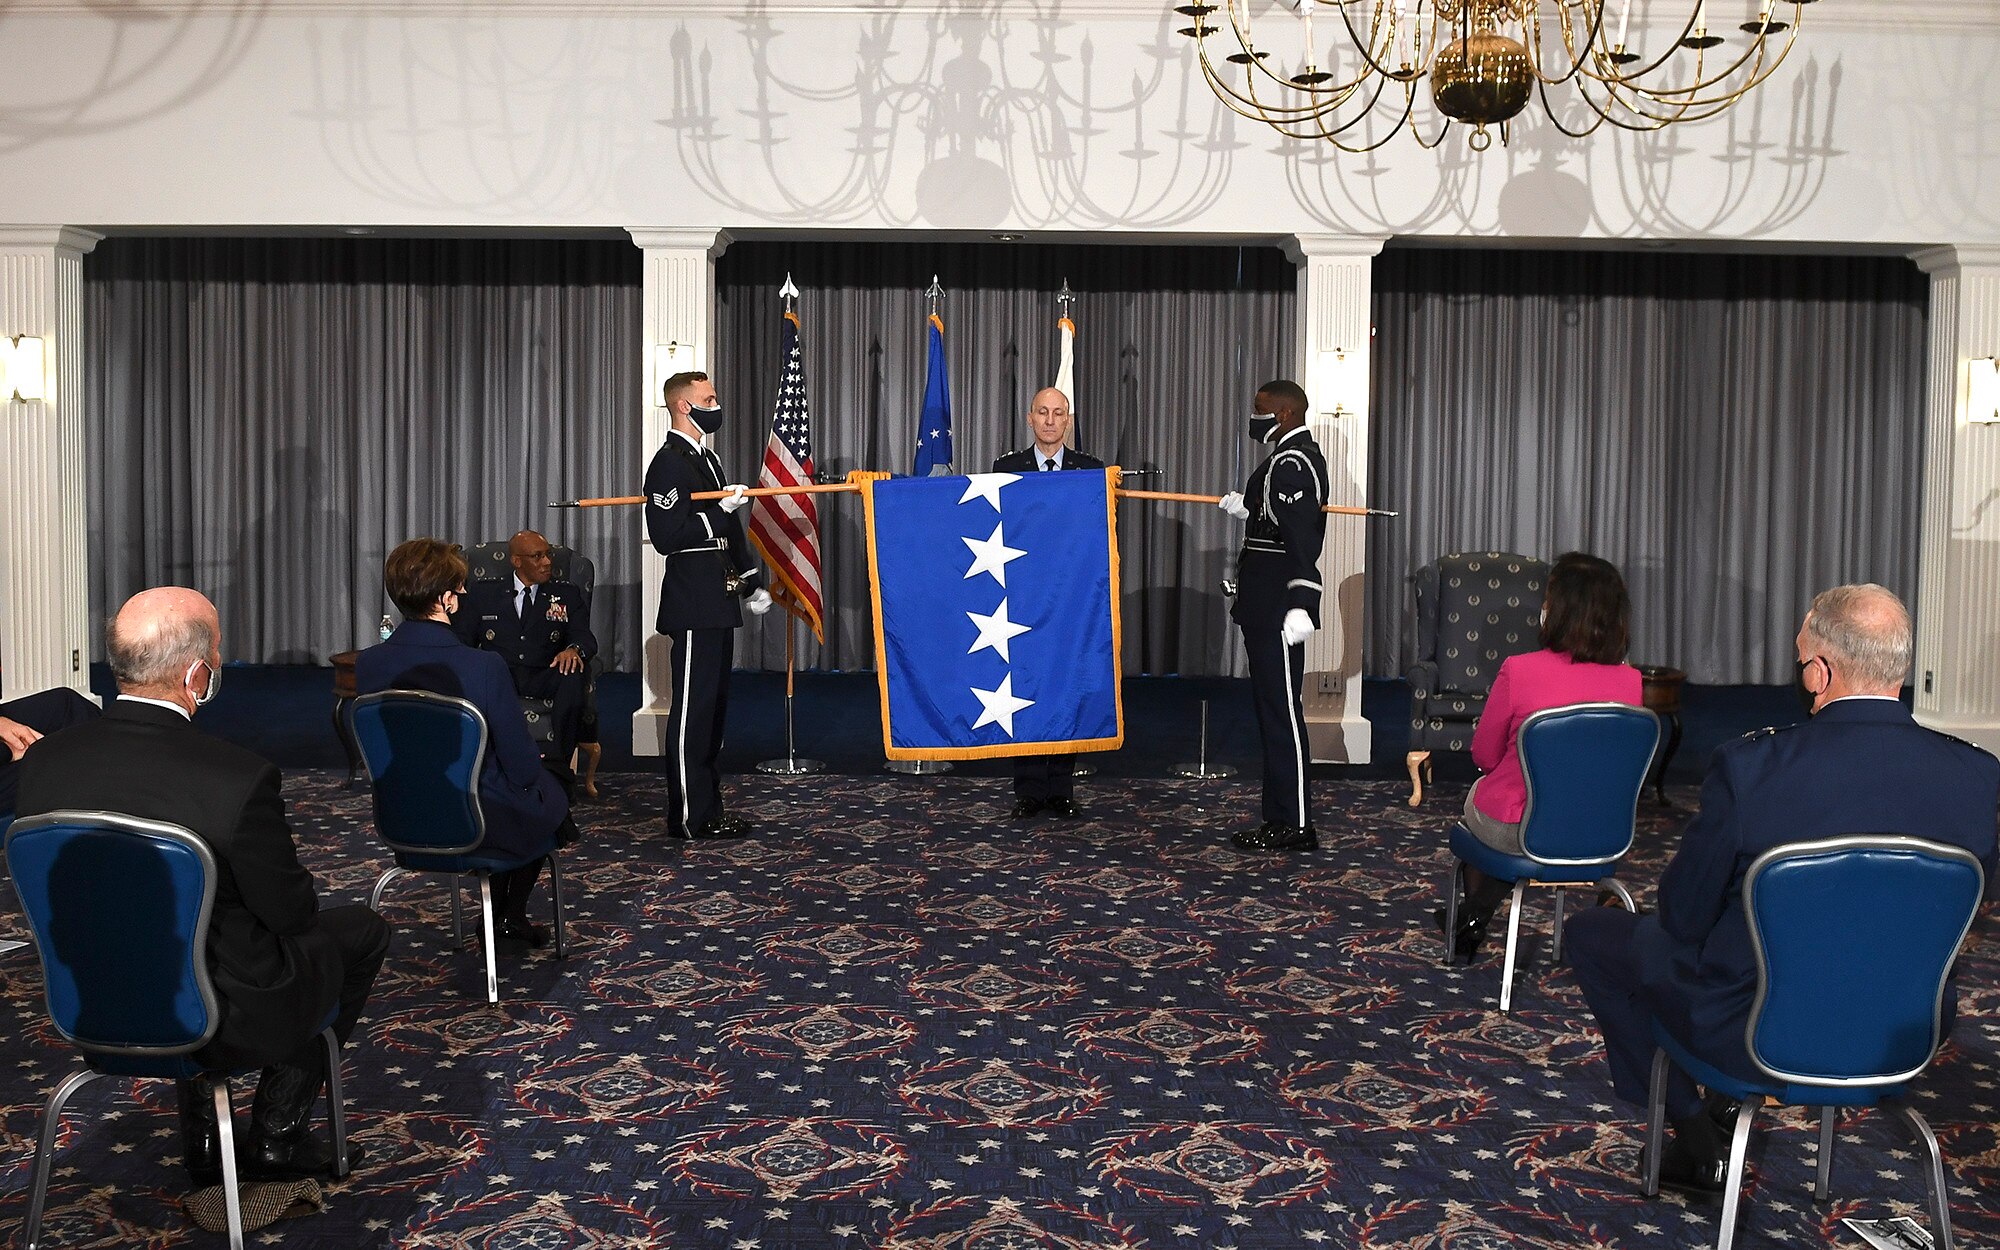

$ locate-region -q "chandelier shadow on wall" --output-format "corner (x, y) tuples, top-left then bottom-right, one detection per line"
(1177, 0), (1814, 152)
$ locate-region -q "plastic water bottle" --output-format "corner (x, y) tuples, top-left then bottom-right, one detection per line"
(379, 615), (394, 642)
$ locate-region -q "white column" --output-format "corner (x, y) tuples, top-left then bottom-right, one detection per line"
(1283, 234), (1386, 764)
(0, 227), (101, 701)
(1911, 245), (2000, 755)
(628, 228), (731, 756)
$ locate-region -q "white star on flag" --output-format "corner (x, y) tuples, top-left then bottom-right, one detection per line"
(970, 674), (1035, 736)
(961, 523), (1026, 588)
(958, 473), (1020, 511)
(967, 599), (1031, 662)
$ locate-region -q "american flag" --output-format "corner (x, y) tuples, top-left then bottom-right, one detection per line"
(747, 309), (824, 641)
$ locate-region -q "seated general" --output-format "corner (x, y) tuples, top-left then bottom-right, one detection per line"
(1564, 584), (2000, 1196)
(16, 587), (390, 1186)
(359, 538), (579, 947)
(451, 528), (597, 769)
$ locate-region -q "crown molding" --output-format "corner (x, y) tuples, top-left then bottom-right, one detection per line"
(3, 0), (1994, 29)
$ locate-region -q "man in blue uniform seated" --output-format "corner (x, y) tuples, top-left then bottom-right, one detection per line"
(452, 528), (597, 769)
(991, 386), (1105, 819)
(1564, 584), (2000, 1197)
(359, 538), (580, 947)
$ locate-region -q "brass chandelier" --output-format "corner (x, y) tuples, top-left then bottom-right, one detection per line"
(1177, 0), (1813, 152)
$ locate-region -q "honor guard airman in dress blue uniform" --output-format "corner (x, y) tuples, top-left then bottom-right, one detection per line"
(992, 386), (1106, 819)
(646, 371), (773, 840)
(453, 529), (598, 767)
(1218, 379), (1328, 852)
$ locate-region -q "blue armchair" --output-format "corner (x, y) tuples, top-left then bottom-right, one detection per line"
(5, 811), (349, 1250)
(1643, 835), (1985, 1250)
(1442, 702), (1660, 1012)
(352, 689), (568, 1004)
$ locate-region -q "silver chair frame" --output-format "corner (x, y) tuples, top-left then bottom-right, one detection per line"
(1641, 834), (1985, 1250)
(1442, 703), (1659, 1013)
(355, 689), (568, 1004)
(5, 811), (351, 1250)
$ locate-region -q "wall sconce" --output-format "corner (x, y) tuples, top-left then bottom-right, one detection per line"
(652, 340), (699, 406)
(1315, 347), (1367, 418)
(1970, 357), (2000, 424)
(1, 335), (47, 402)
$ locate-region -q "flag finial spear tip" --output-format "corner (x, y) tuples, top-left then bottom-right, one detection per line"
(779, 273), (800, 301)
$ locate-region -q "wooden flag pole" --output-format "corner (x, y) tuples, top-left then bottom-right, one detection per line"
(549, 478), (1395, 518)
(1115, 488), (1396, 518)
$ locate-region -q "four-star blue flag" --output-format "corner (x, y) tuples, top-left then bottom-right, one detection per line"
(911, 313), (953, 477)
(863, 468), (1123, 759)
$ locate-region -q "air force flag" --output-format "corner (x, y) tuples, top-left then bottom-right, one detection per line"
(863, 468), (1124, 760)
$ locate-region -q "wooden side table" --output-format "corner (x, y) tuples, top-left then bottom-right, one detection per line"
(1638, 665), (1686, 805)
(331, 650), (363, 785)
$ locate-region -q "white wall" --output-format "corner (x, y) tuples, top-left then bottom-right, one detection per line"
(0, 0), (1994, 245)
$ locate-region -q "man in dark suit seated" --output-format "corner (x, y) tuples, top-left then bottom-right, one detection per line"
(15, 588), (391, 1187)
(452, 528), (597, 768)
(359, 538), (578, 947)
(1, 686), (99, 818)
(1564, 584), (2000, 1197)
(991, 386), (1105, 819)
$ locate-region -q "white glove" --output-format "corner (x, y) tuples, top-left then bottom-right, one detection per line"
(1218, 491), (1250, 520)
(718, 484), (751, 513)
(1282, 608), (1315, 647)
(745, 588), (774, 616)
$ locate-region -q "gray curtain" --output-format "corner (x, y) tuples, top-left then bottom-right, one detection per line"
(713, 242), (1297, 677)
(86, 238), (644, 667)
(1366, 249), (1929, 684)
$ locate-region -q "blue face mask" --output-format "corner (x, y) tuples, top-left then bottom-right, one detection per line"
(1248, 413), (1279, 443)
(690, 403), (724, 435)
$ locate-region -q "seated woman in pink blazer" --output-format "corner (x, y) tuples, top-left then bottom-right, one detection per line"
(1440, 551), (1643, 960)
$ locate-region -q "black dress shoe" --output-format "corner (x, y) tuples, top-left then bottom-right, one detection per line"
(1431, 907), (1494, 962)
(711, 814), (754, 837)
(242, 1134), (370, 1182)
(1229, 823), (1317, 852)
(1012, 798), (1044, 818)
(691, 821), (747, 840)
(1652, 1139), (1727, 1199)
(1044, 797), (1078, 819)
(497, 918), (548, 948)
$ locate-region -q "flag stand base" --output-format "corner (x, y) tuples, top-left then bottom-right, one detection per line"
(1172, 698), (1237, 779)
(757, 755), (826, 776)
(886, 759), (954, 775)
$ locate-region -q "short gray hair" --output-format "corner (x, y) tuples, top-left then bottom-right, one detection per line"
(1804, 583), (1912, 691)
(107, 608), (216, 688)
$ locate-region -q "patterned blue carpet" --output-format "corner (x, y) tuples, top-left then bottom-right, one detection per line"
(3, 771), (1996, 1248)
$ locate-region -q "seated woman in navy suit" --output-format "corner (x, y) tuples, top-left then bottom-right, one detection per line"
(356, 538), (578, 946)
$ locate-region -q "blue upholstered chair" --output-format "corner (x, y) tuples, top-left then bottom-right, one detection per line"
(1643, 835), (1985, 1250)
(5, 811), (349, 1250)
(352, 689), (567, 1004)
(1442, 702), (1661, 1013)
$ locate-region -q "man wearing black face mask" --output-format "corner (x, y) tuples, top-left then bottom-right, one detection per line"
(1563, 584), (1999, 1199)
(645, 371), (773, 840)
(1216, 378), (1328, 852)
